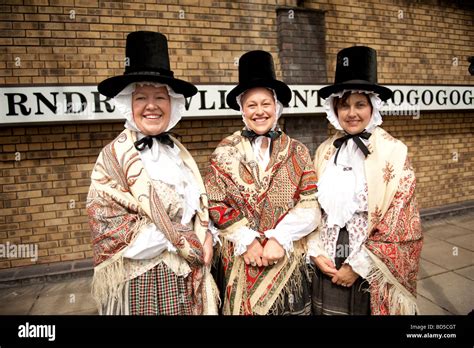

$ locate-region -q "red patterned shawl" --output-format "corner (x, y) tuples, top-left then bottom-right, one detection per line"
(87, 129), (218, 314)
(314, 127), (423, 315)
(205, 130), (318, 315)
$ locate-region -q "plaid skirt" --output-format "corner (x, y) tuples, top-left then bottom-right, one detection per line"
(311, 227), (371, 315)
(127, 262), (193, 315)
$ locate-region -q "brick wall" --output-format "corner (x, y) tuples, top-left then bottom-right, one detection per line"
(277, 7), (327, 84)
(277, 7), (329, 155)
(304, 0), (473, 85)
(0, 0), (473, 269)
(380, 112), (474, 208)
(285, 115), (328, 156)
(0, 0), (295, 85)
(1, 111), (472, 269)
(1, 0), (472, 85)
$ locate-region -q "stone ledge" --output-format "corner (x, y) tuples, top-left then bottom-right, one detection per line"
(0, 259), (93, 288)
(420, 200), (474, 221)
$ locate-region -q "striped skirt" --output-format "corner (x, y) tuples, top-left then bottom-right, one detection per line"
(311, 227), (371, 315)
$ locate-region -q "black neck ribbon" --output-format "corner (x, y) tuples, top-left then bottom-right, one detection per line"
(134, 132), (175, 151)
(241, 129), (282, 142)
(333, 131), (371, 165)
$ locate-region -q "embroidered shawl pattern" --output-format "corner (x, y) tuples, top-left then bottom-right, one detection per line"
(314, 127), (423, 315)
(87, 129), (218, 315)
(205, 130), (317, 315)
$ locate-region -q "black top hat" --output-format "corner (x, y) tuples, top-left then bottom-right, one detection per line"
(226, 50), (292, 111)
(98, 31), (197, 98)
(318, 46), (392, 101)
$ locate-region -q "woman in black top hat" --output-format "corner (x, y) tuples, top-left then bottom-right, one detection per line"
(307, 46), (423, 315)
(87, 31), (219, 315)
(205, 50), (320, 315)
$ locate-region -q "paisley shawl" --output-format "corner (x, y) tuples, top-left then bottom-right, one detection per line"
(87, 128), (219, 314)
(205, 130), (318, 315)
(313, 127), (423, 315)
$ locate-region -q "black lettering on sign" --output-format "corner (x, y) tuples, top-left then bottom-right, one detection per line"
(462, 90), (473, 105)
(449, 90), (460, 105)
(218, 90), (230, 110)
(5, 93), (31, 116)
(92, 92), (114, 113)
(198, 90), (215, 110)
(406, 89), (418, 106)
(435, 90), (447, 105)
(33, 92), (58, 115)
(391, 89), (404, 106)
(421, 90), (433, 105)
(292, 90), (308, 108)
(64, 92), (87, 113)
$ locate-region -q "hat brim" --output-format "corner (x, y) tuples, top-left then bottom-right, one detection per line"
(226, 79), (292, 111)
(319, 81), (392, 101)
(98, 74), (198, 98)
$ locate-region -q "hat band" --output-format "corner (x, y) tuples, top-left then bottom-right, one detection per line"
(125, 70), (174, 78)
(338, 79), (375, 85)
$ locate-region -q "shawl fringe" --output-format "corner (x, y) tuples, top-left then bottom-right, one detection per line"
(267, 254), (306, 315)
(365, 249), (418, 315)
(202, 267), (221, 314)
(91, 217), (148, 313)
(91, 255), (125, 314)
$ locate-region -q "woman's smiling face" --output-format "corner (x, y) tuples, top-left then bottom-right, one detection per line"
(132, 84), (171, 136)
(241, 87), (276, 134)
(335, 92), (373, 134)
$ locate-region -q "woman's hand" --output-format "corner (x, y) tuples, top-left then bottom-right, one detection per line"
(243, 239), (264, 267)
(311, 255), (337, 277)
(262, 238), (285, 267)
(331, 264), (359, 287)
(202, 231), (214, 266)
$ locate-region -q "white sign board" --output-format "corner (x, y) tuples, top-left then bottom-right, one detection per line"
(0, 85), (472, 125)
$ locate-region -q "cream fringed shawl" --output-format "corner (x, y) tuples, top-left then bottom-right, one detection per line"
(313, 127), (423, 315)
(87, 129), (219, 315)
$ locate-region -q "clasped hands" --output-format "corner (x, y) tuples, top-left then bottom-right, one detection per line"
(311, 255), (359, 288)
(243, 237), (285, 267)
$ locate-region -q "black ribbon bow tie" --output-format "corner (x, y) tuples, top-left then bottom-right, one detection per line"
(241, 129), (282, 142)
(134, 133), (174, 151)
(333, 131), (372, 165)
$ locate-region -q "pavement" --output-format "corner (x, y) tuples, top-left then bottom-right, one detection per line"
(0, 211), (473, 315)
